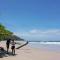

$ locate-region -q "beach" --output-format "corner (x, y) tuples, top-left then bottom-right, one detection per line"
(0, 41), (60, 60)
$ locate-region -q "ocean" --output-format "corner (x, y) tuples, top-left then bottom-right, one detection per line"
(28, 42), (60, 52)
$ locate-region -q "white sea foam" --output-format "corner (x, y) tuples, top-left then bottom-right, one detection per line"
(40, 42), (60, 44)
(29, 42), (60, 44)
(28, 42), (60, 51)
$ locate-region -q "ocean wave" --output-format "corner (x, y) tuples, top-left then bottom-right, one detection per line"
(29, 42), (60, 44)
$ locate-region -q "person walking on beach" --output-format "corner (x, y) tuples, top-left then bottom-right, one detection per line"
(6, 39), (11, 53)
(11, 40), (15, 55)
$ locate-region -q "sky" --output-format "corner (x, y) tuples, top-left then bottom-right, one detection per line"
(0, 0), (60, 41)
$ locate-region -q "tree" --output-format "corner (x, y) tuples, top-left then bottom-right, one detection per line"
(0, 24), (13, 41)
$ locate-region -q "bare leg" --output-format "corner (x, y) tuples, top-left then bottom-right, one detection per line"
(7, 48), (9, 53)
(6, 44), (9, 54)
(7, 48), (8, 52)
(12, 49), (13, 55)
(14, 49), (15, 55)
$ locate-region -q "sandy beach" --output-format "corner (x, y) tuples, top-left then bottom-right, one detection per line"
(0, 41), (60, 60)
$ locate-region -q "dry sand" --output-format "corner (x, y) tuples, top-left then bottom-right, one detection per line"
(0, 41), (60, 60)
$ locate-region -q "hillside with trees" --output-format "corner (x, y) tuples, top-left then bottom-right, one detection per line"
(0, 24), (24, 41)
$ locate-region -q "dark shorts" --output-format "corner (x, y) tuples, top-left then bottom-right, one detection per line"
(11, 46), (15, 49)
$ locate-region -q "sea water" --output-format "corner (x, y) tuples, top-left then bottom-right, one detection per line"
(28, 42), (60, 52)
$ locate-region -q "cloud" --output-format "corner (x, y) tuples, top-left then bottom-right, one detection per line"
(14, 29), (60, 41)
(29, 29), (60, 34)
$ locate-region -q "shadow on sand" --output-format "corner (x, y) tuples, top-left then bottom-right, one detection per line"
(0, 50), (17, 58)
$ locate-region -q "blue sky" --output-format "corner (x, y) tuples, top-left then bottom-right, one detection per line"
(0, 0), (60, 41)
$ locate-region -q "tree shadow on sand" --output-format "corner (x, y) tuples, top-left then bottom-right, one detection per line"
(0, 49), (17, 58)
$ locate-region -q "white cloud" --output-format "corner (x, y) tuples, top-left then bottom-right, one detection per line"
(14, 29), (60, 41)
(29, 29), (42, 34)
(29, 29), (60, 34)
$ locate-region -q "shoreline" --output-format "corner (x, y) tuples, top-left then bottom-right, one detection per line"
(0, 41), (60, 60)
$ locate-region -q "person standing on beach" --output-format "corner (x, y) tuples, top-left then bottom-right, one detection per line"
(11, 40), (15, 55)
(6, 39), (11, 53)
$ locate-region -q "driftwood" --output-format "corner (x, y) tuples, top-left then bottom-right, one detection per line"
(16, 41), (28, 49)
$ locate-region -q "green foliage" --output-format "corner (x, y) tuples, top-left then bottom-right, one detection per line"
(0, 24), (13, 41)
